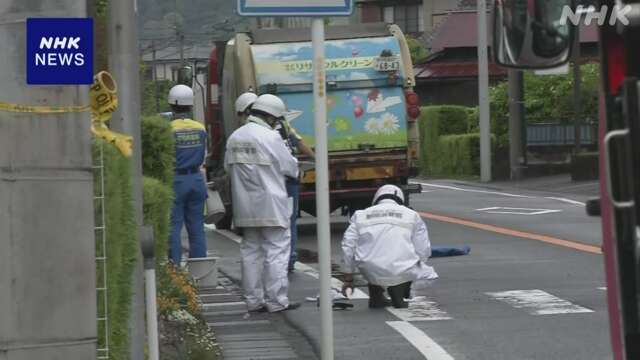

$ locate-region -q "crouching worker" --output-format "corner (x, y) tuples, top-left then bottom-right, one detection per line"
(341, 185), (438, 308)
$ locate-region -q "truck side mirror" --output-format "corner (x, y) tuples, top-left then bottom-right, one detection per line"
(493, 0), (574, 69)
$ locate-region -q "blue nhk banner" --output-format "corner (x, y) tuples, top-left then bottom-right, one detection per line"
(26, 18), (93, 85)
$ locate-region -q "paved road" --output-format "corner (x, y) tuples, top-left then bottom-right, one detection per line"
(288, 179), (611, 360)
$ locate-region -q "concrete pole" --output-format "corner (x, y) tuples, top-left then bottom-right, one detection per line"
(508, 69), (525, 180)
(152, 41), (160, 113)
(0, 0), (96, 359)
(572, 27), (582, 154)
(312, 18), (335, 360)
(477, 0), (492, 182)
(108, 0), (146, 359)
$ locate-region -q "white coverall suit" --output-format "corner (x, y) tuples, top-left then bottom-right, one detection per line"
(342, 199), (438, 304)
(224, 115), (298, 312)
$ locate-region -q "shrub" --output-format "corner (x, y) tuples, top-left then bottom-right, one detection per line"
(437, 134), (481, 176)
(93, 140), (138, 359)
(143, 176), (173, 266)
(418, 105), (475, 174)
(142, 115), (175, 186)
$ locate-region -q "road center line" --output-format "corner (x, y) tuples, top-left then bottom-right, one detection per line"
(387, 321), (455, 360)
(418, 211), (602, 254)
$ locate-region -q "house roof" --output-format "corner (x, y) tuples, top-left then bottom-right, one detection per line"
(141, 44), (212, 62)
(414, 61), (507, 80)
(431, 11), (599, 52)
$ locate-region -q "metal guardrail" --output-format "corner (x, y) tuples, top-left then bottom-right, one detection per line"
(526, 124), (597, 146)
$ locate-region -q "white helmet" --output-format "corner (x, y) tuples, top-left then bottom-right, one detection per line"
(235, 92), (258, 113)
(372, 184), (405, 205)
(168, 84), (194, 106)
(251, 94), (286, 119)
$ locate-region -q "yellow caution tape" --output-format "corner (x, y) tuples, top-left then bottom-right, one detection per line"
(89, 71), (132, 157)
(92, 122), (133, 158)
(0, 101), (90, 113)
(0, 71), (133, 157)
(89, 71), (119, 120)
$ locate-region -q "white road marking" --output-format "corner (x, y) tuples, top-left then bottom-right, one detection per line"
(411, 181), (587, 206)
(208, 320), (270, 327)
(411, 181), (534, 198)
(294, 262), (369, 299)
(475, 207), (562, 215)
(486, 289), (594, 315)
(386, 321), (455, 360)
(544, 197), (586, 206)
(597, 287), (607, 291)
(202, 301), (246, 308)
(385, 297), (453, 321)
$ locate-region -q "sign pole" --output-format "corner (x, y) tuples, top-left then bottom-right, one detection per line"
(477, 0), (492, 182)
(311, 17), (334, 360)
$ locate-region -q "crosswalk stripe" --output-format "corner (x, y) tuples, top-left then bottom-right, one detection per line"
(486, 289), (594, 315)
(387, 321), (455, 360)
(385, 296), (453, 321)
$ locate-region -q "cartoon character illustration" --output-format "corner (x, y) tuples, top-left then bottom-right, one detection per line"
(366, 89), (402, 114)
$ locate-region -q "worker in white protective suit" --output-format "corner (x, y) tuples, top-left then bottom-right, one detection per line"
(235, 91), (258, 124)
(341, 185), (438, 308)
(224, 94), (301, 313)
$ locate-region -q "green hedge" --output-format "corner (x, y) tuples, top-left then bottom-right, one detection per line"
(93, 140), (138, 360)
(143, 176), (173, 265)
(436, 134), (481, 176)
(418, 106), (494, 177)
(419, 105), (473, 175)
(142, 115), (175, 187)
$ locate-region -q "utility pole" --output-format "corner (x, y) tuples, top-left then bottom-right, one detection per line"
(508, 69), (525, 180)
(108, 0), (146, 359)
(477, 0), (492, 182)
(0, 0), (96, 359)
(152, 40), (160, 113)
(572, 26), (582, 154)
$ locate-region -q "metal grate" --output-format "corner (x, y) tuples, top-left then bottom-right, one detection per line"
(94, 143), (110, 359)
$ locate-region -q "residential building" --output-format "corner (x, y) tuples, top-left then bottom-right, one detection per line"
(355, 0), (466, 38)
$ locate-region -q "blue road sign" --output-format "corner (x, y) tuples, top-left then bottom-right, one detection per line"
(238, 0), (352, 16)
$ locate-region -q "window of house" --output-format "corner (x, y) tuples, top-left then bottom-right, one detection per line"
(382, 4), (424, 33)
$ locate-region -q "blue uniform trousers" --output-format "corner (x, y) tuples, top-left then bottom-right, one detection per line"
(169, 172), (207, 265)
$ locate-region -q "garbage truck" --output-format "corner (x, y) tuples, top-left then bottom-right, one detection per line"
(203, 23), (422, 227)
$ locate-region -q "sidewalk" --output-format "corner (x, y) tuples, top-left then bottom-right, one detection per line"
(203, 229), (320, 360)
(205, 229), (423, 360)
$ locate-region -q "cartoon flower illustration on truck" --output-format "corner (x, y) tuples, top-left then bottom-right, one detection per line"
(365, 112), (399, 135)
(365, 117), (381, 134)
(379, 112), (400, 134)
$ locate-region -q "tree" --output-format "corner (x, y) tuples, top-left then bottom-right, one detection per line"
(488, 63), (600, 147)
(407, 37), (428, 65)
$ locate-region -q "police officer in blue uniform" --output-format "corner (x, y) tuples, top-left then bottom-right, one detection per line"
(167, 84), (208, 265)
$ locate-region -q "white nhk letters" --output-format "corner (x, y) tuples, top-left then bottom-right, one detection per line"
(35, 36), (85, 67)
(245, 0), (345, 6)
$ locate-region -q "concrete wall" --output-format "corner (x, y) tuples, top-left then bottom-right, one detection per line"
(0, 0), (97, 359)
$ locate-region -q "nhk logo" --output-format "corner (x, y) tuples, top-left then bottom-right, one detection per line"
(27, 18), (93, 85)
(559, 4), (632, 26)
